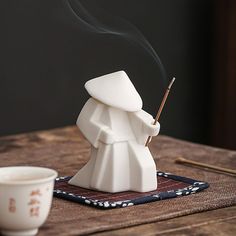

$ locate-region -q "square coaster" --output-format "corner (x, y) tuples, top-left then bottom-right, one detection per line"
(54, 171), (209, 209)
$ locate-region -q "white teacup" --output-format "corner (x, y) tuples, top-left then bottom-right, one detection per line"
(0, 166), (58, 236)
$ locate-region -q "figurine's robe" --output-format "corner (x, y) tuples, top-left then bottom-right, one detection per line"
(69, 98), (157, 192)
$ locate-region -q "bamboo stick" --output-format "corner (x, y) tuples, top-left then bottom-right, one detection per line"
(175, 156), (236, 175)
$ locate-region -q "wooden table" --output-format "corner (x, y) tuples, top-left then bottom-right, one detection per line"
(0, 126), (235, 235)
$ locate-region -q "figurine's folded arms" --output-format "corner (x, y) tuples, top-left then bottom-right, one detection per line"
(77, 98), (116, 148)
(98, 127), (115, 145)
(77, 98), (104, 148)
(128, 110), (160, 145)
(143, 121), (160, 136)
(132, 110), (160, 136)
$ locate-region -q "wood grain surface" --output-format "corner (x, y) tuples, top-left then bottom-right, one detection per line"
(0, 126), (235, 235)
(94, 206), (236, 236)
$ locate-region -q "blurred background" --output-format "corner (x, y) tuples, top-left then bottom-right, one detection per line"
(0, 0), (235, 149)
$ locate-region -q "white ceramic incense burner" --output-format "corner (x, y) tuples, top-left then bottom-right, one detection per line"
(69, 71), (160, 192)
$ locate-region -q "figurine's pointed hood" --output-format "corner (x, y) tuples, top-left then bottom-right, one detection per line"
(85, 71), (143, 112)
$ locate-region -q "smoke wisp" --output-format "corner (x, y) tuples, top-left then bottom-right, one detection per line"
(65, 0), (167, 82)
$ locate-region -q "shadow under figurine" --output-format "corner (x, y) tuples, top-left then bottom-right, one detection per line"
(69, 71), (160, 193)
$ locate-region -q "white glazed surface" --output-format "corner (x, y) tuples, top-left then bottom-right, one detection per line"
(85, 71), (143, 112)
(69, 71), (160, 193)
(0, 167), (57, 236)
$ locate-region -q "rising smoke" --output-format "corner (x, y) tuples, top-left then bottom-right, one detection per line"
(65, 0), (167, 82)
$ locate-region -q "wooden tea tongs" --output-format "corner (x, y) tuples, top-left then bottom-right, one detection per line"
(176, 157), (236, 176)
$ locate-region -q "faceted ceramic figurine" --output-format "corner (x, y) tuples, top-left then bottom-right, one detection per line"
(69, 71), (160, 192)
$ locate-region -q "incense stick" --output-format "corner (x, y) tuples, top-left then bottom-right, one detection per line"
(176, 157), (236, 175)
(145, 77), (176, 146)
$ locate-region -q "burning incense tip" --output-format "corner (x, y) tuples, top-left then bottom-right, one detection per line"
(168, 77), (176, 90)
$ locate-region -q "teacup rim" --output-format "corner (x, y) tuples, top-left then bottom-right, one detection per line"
(0, 166), (58, 185)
